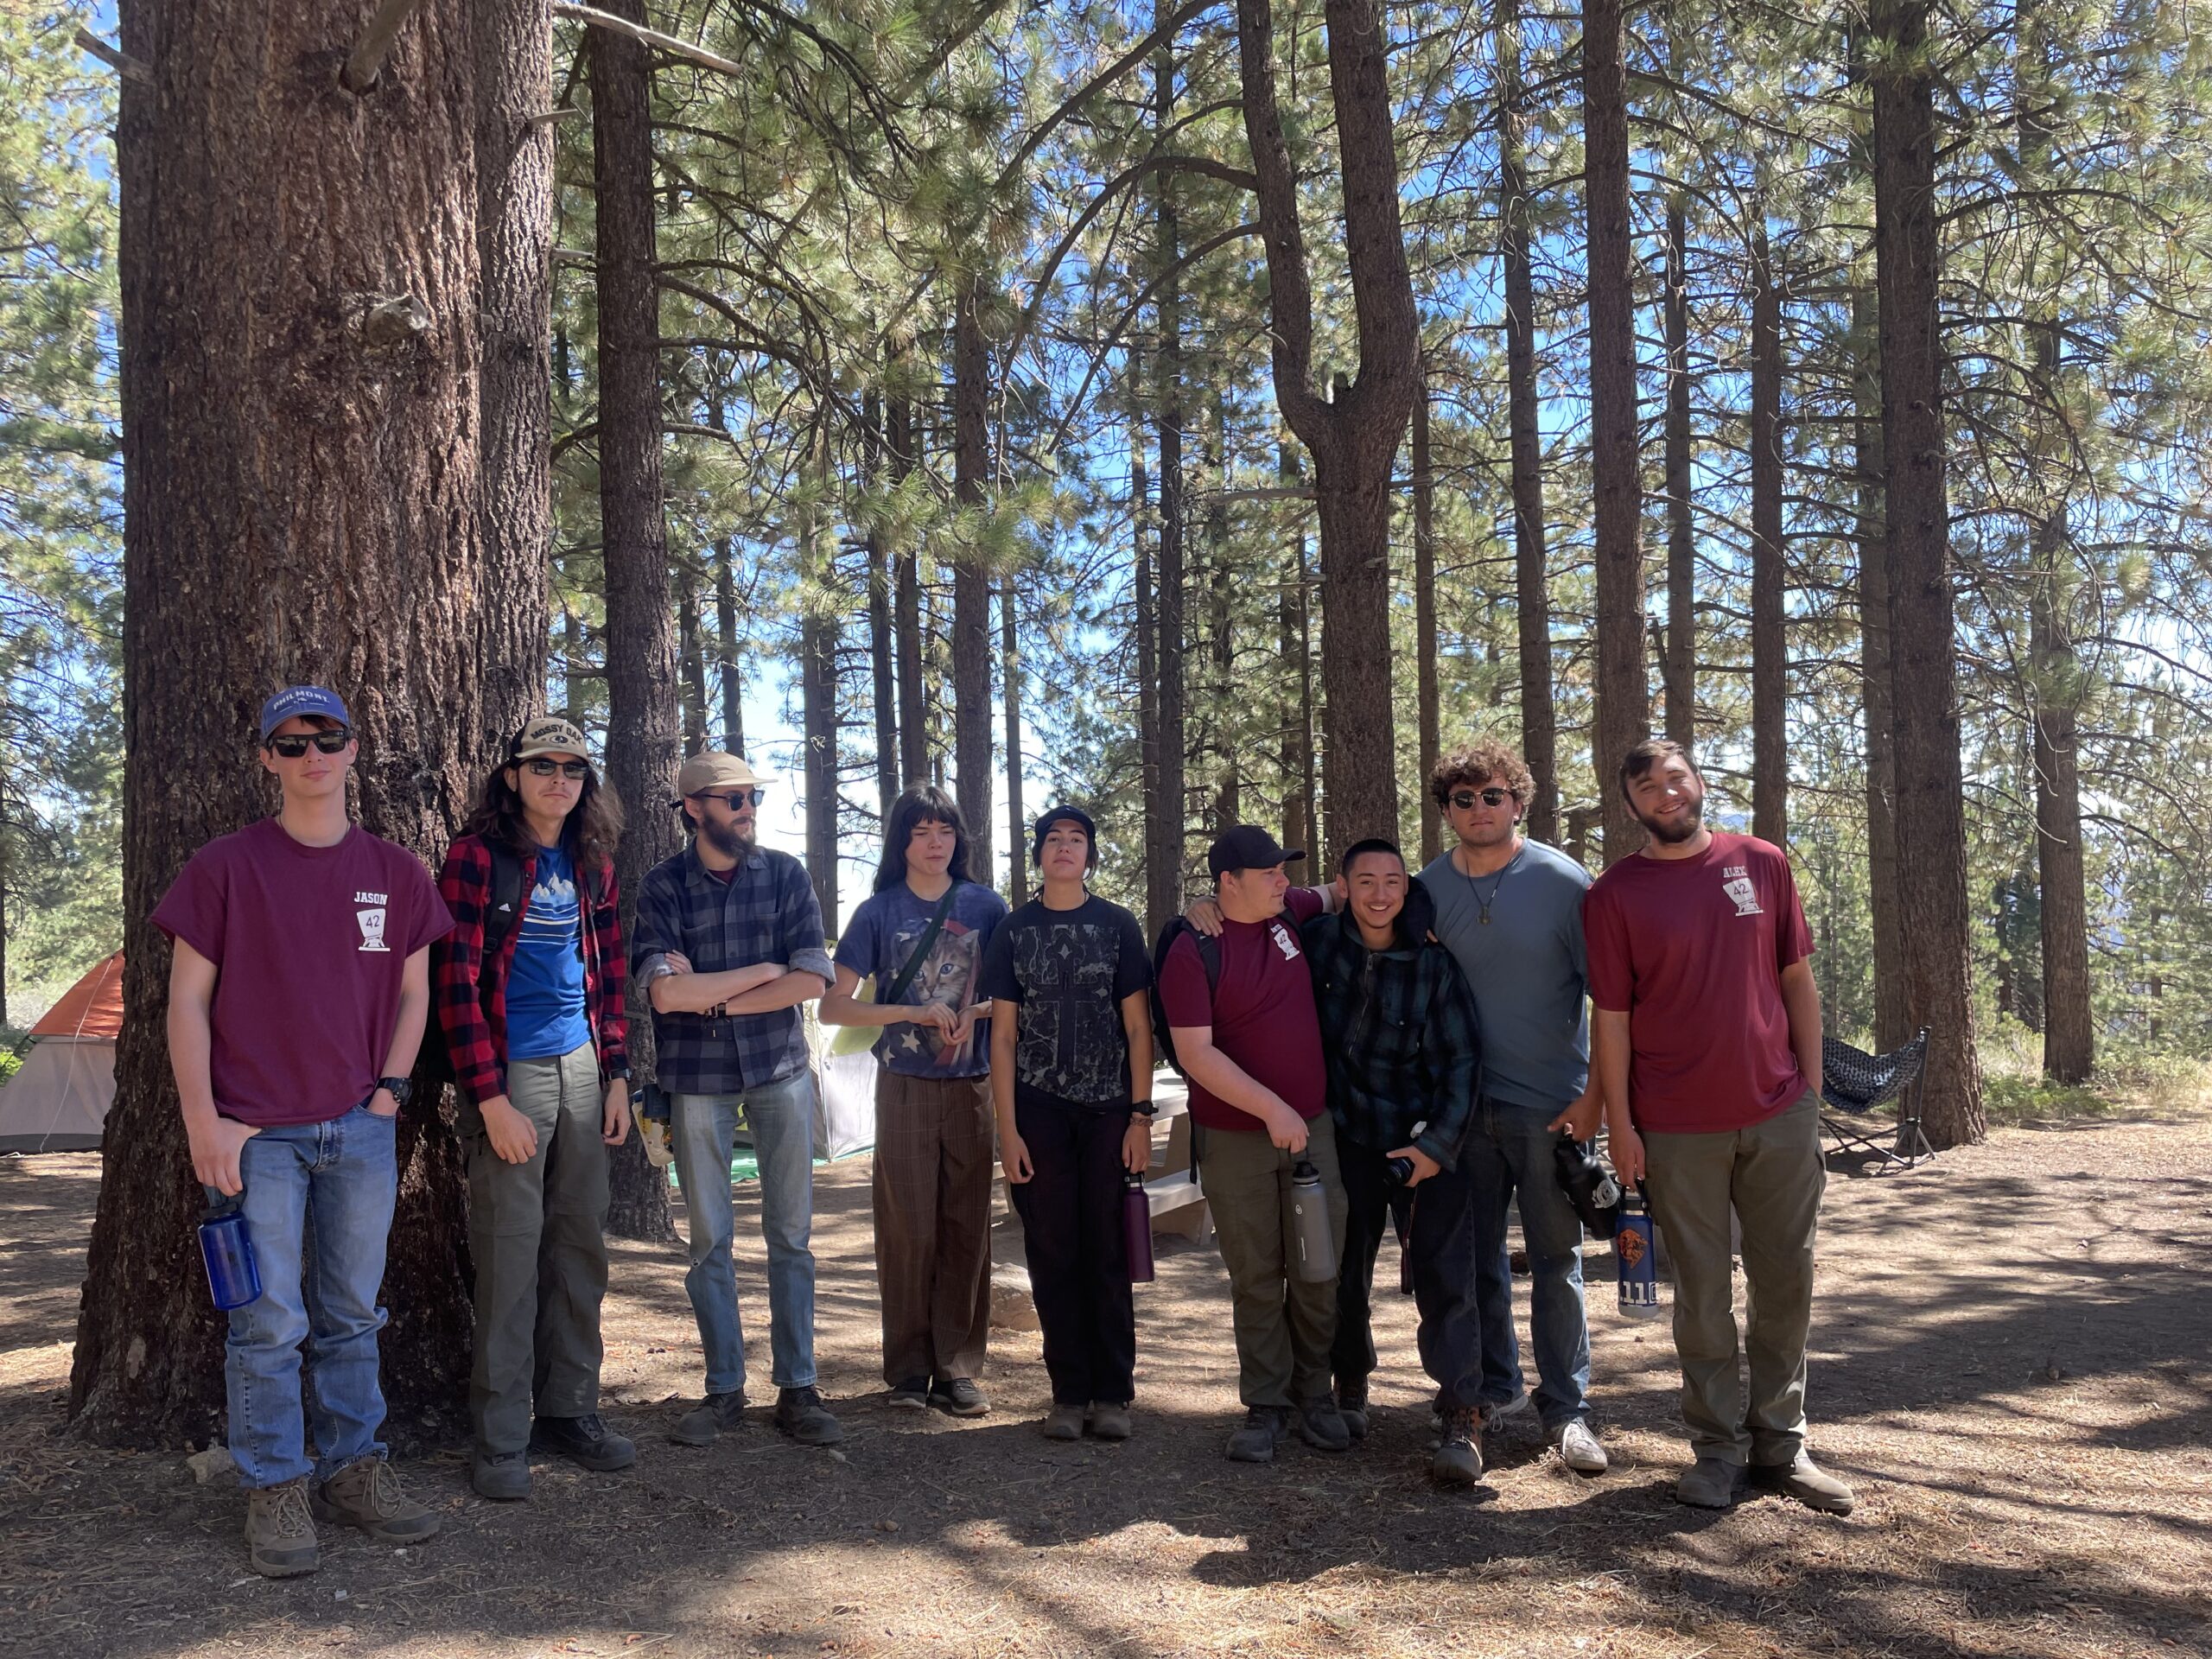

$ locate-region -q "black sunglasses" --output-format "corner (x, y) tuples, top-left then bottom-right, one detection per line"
(523, 758), (591, 780)
(1449, 787), (1514, 810)
(267, 728), (353, 758)
(691, 787), (766, 810)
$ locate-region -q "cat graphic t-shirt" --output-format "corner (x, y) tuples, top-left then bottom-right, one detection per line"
(504, 841), (592, 1061)
(152, 817), (452, 1127)
(834, 880), (1008, 1078)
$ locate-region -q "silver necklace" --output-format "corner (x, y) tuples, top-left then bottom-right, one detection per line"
(1460, 843), (1524, 925)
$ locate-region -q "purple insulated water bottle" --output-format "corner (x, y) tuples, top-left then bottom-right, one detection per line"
(199, 1202), (262, 1311)
(1614, 1185), (1662, 1321)
(1123, 1174), (1156, 1284)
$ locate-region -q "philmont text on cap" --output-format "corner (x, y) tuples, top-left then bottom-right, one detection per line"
(673, 749), (762, 804)
(513, 717), (592, 762)
(258, 685), (351, 742)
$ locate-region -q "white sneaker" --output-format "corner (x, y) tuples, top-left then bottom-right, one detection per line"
(1555, 1417), (1609, 1474)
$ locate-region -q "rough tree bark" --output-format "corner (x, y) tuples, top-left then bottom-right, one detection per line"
(1135, 436), (1165, 936)
(1583, 0), (1648, 862)
(888, 383), (927, 789)
(73, 0), (529, 1446)
(1662, 201), (1694, 747)
(715, 538), (743, 754)
(1853, 296), (1910, 1050)
(1413, 368), (1441, 865)
(1153, 16), (1190, 906)
(1278, 446), (1317, 861)
(1497, 0), (1556, 843)
(678, 560), (709, 756)
(1235, 0), (1420, 859)
(1002, 577), (1027, 908)
(589, 0), (679, 1237)
(865, 392), (899, 821)
(1749, 218), (1788, 846)
(1206, 392), (1237, 832)
(950, 286), (995, 886)
(799, 471), (840, 929)
(1870, 0), (1985, 1144)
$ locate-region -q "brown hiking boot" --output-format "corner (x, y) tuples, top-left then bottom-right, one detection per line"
(311, 1456), (441, 1543)
(245, 1478), (318, 1578)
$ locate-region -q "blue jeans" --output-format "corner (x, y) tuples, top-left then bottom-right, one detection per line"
(1462, 1097), (1592, 1427)
(672, 1072), (818, 1394)
(219, 1102), (399, 1489)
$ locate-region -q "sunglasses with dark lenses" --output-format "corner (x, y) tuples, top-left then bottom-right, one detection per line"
(1450, 787), (1514, 810)
(693, 787), (766, 810)
(267, 728), (353, 758)
(524, 759), (591, 780)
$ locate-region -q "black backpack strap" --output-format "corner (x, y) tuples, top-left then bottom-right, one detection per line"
(883, 881), (961, 1007)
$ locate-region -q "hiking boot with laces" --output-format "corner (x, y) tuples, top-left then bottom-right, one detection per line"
(1295, 1397), (1352, 1452)
(471, 1448), (531, 1501)
(1751, 1452), (1856, 1515)
(311, 1456), (440, 1543)
(245, 1477), (319, 1578)
(531, 1412), (637, 1472)
(1040, 1403), (1087, 1441)
(1432, 1406), (1484, 1486)
(1676, 1456), (1748, 1510)
(671, 1389), (747, 1446)
(774, 1385), (846, 1446)
(1087, 1402), (1133, 1441)
(1225, 1406), (1287, 1464)
(1333, 1378), (1370, 1441)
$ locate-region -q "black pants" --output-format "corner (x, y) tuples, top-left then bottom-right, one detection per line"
(1331, 1134), (1485, 1411)
(1010, 1101), (1136, 1405)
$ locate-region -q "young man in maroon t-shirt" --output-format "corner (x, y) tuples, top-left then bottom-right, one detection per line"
(154, 686), (452, 1578)
(1585, 740), (1853, 1516)
(1160, 824), (1351, 1464)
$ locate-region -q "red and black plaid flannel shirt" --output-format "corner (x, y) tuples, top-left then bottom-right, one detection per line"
(432, 833), (628, 1107)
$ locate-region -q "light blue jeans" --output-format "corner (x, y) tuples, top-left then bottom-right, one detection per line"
(219, 1101), (399, 1489)
(1462, 1097), (1594, 1427)
(671, 1071), (818, 1395)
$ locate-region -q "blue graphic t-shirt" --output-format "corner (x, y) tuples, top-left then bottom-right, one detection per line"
(505, 842), (591, 1062)
(833, 879), (1008, 1078)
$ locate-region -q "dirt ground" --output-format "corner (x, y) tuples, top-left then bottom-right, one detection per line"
(3, 1115), (2209, 1659)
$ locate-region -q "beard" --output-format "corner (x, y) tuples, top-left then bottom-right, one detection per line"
(1635, 795), (1705, 844)
(699, 815), (756, 861)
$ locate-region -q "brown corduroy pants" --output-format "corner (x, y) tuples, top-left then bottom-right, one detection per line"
(870, 1069), (995, 1387)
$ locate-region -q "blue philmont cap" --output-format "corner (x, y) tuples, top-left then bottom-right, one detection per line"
(258, 684), (352, 742)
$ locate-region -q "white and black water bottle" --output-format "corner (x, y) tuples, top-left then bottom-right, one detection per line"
(1614, 1185), (1662, 1320)
(1288, 1159), (1336, 1282)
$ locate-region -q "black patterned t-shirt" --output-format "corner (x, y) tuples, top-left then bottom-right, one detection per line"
(978, 893), (1153, 1110)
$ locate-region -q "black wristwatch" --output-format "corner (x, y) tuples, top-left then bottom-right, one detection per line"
(1131, 1101), (1157, 1117)
(377, 1076), (415, 1108)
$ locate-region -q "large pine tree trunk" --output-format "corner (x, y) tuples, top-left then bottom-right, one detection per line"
(800, 521), (840, 929)
(1002, 577), (1027, 907)
(678, 560), (709, 755)
(889, 385), (927, 788)
(73, 0), (524, 1446)
(950, 288), (995, 885)
(1153, 22), (1191, 905)
(1236, 0), (1417, 860)
(1749, 219), (1788, 846)
(1134, 436), (1166, 936)
(1206, 396), (1237, 833)
(865, 394), (899, 821)
(590, 0), (679, 1238)
(1413, 371), (1441, 865)
(1852, 291), (1910, 1049)
(715, 538), (744, 753)
(1583, 0), (1648, 862)
(1871, 0), (1985, 1145)
(1497, 0), (1556, 843)
(1662, 202), (1695, 747)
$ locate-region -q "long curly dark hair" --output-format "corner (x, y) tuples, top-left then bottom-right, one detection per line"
(872, 784), (974, 893)
(461, 740), (625, 870)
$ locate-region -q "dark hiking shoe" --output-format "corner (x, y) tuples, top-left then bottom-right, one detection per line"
(775, 1386), (846, 1446)
(311, 1457), (440, 1542)
(1296, 1398), (1352, 1453)
(1433, 1407), (1484, 1487)
(1041, 1403), (1087, 1441)
(1226, 1407), (1287, 1464)
(1751, 1452), (1856, 1516)
(1088, 1402), (1133, 1441)
(1333, 1378), (1370, 1441)
(1676, 1457), (1748, 1510)
(471, 1449), (531, 1502)
(531, 1413), (637, 1472)
(671, 1390), (747, 1446)
(930, 1377), (990, 1418)
(245, 1478), (319, 1578)
(887, 1377), (931, 1409)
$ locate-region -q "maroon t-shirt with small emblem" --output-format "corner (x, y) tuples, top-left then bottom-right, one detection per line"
(152, 818), (453, 1127)
(1582, 831), (1812, 1135)
(1159, 887), (1326, 1132)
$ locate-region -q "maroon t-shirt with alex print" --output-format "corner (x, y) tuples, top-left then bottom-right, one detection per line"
(1582, 831), (1812, 1135)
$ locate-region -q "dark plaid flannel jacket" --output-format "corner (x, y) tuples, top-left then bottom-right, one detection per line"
(1300, 877), (1483, 1168)
(432, 834), (628, 1108)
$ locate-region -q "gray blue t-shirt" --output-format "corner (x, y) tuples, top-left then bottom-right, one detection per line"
(1421, 839), (1592, 1110)
(833, 879), (1007, 1079)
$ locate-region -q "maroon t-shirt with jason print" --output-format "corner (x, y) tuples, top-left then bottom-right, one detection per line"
(1582, 830), (1812, 1135)
(152, 817), (453, 1128)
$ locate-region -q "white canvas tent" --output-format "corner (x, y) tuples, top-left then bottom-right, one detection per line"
(1, 953), (122, 1153)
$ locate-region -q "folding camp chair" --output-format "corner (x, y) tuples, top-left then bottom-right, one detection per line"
(1820, 1027), (1934, 1172)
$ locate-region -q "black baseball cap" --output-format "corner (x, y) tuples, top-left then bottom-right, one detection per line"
(1207, 823), (1305, 880)
(1032, 804), (1098, 867)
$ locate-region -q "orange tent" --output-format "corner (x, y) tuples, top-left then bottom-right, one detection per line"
(29, 950), (123, 1040)
(3, 952), (122, 1152)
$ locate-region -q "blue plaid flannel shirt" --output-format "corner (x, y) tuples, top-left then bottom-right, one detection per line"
(630, 842), (835, 1096)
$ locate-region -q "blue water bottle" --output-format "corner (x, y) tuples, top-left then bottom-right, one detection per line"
(199, 1201), (262, 1311)
(1614, 1185), (1662, 1321)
